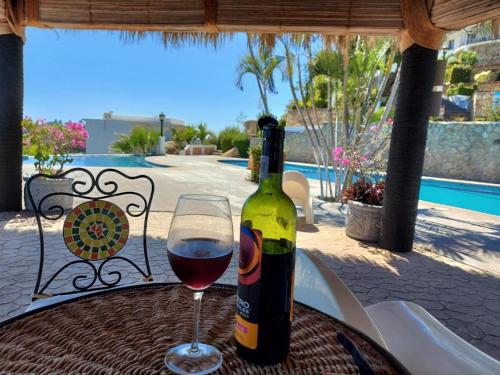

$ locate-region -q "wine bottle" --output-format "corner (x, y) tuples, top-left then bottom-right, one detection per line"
(235, 115), (297, 365)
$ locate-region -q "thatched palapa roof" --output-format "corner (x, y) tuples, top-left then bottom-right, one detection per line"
(1, 1), (499, 50)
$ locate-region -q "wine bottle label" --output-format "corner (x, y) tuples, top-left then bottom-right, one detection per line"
(259, 155), (269, 179)
(235, 225), (262, 349)
(236, 225), (296, 351)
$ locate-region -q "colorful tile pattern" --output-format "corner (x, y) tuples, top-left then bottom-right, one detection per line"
(63, 200), (129, 260)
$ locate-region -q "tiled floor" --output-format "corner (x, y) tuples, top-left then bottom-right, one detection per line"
(2, 155), (498, 361)
(1, 210), (499, 360)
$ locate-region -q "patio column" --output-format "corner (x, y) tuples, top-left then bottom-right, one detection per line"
(380, 44), (438, 252)
(0, 32), (23, 211)
(380, 0), (444, 253)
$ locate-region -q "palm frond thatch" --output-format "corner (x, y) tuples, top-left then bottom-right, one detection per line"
(120, 31), (234, 48)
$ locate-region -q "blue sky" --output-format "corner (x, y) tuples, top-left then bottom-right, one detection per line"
(24, 28), (291, 132)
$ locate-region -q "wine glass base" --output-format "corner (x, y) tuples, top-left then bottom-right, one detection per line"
(165, 343), (223, 375)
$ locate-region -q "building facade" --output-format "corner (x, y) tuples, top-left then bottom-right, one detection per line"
(83, 113), (185, 154)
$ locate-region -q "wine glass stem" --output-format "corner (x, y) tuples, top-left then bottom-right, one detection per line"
(190, 291), (204, 353)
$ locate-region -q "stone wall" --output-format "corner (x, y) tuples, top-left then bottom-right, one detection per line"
(286, 108), (335, 127)
(462, 40), (500, 68)
(285, 130), (317, 164)
(472, 82), (499, 119)
(284, 122), (500, 183)
(424, 122), (499, 183)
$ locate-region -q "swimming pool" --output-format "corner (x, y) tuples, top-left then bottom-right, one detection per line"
(23, 155), (158, 168)
(219, 159), (500, 216)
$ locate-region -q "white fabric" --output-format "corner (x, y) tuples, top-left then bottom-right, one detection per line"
(366, 301), (500, 375)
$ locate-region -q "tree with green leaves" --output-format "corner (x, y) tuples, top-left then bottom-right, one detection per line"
(236, 34), (284, 114)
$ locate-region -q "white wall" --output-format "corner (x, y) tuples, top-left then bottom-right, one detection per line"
(83, 118), (181, 154)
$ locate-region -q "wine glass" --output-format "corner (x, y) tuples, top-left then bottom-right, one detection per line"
(165, 194), (234, 374)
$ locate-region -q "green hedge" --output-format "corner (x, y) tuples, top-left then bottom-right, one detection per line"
(218, 126), (247, 153)
(220, 137), (233, 153)
(232, 136), (250, 158)
(449, 65), (472, 84)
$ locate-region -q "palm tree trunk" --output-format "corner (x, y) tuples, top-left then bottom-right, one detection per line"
(380, 44), (438, 253)
(246, 35), (269, 113)
(378, 64), (401, 127)
(297, 56), (333, 199)
(306, 44), (321, 127)
(0, 34), (23, 212)
(282, 42), (325, 197)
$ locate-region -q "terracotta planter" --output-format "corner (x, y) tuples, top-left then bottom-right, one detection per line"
(345, 200), (382, 242)
(24, 176), (74, 212)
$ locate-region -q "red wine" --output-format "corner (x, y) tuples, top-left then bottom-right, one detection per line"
(168, 238), (233, 290)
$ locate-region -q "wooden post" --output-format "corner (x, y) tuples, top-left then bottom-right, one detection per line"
(0, 33), (23, 211)
(380, 44), (438, 252)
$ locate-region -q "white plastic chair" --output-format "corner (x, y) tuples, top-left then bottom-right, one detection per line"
(283, 170), (314, 224)
(366, 301), (500, 375)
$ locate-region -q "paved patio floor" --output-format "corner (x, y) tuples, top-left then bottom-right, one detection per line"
(1, 155), (498, 360)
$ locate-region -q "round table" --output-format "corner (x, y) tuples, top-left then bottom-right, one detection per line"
(0, 283), (409, 374)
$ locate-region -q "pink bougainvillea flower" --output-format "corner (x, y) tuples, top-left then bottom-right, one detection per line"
(386, 118), (394, 125)
(333, 146), (345, 162)
(369, 125), (379, 132)
(342, 158), (350, 166)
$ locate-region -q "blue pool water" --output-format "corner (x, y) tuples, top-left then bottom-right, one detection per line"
(23, 155), (158, 168)
(220, 159), (500, 216)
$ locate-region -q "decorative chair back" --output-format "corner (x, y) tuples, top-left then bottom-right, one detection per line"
(26, 168), (155, 300)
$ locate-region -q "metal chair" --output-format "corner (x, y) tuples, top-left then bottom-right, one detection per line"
(25, 168), (155, 309)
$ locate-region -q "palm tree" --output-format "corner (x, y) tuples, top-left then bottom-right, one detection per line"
(196, 122), (209, 141)
(112, 126), (159, 155)
(235, 34), (283, 114)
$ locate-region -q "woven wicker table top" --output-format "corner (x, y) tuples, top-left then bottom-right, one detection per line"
(0, 283), (409, 374)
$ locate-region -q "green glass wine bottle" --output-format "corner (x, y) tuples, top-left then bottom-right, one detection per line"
(235, 115), (297, 365)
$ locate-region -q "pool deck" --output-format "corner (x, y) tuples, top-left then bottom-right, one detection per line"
(2, 154), (498, 359)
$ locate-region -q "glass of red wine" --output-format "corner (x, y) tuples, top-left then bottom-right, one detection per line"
(165, 194), (234, 374)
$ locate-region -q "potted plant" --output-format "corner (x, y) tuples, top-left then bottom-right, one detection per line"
(333, 144), (386, 242)
(23, 118), (88, 211)
(342, 179), (385, 242)
(248, 144), (262, 182)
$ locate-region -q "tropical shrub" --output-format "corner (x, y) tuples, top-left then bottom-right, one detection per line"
(172, 125), (197, 148)
(172, 123), (217, 147)
(447, 82), (478, 96)
(474, 70), (496, 83)
(111, 126), (159, 155)
(457, 50), (478, 66)
(218, 126), (246, 152)
(449, 65), (472, 83)
(342, 179), (385, 206)
(248, 144), (262, 182)
(23, 118), (89, 175)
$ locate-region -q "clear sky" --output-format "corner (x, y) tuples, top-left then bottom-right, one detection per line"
(24, 28), (291, 132)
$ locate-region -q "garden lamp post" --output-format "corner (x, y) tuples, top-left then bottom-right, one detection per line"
(159, 112), (166, 137)
(158, 112), (166, 155)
